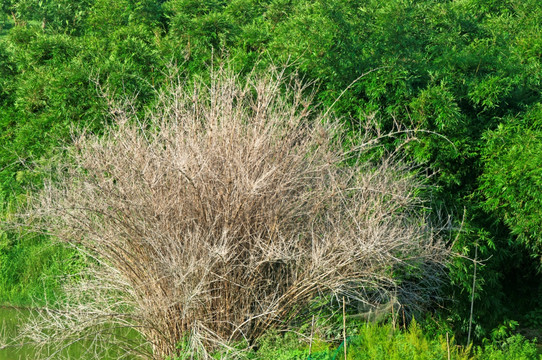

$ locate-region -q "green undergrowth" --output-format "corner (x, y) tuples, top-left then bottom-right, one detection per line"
(171, 321), (541, 360)
(250, 321), (467, 360)
(0, 231), (84, 307)
(0, 189), (86, 307)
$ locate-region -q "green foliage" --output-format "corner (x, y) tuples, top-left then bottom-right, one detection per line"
(172, 320), (540, 360)
(8, 0), (92, 33)
(0, 231), (85, 305)
(0, 2), (164, 306)
(0, 42), (14, 101)
(332, 320), (467, 360)
(521, 308), (542, 329)
(475, 334), (540, 360)
(86, 0), (165, 34)
(480, 105), (542, 257)
(253, 331), (315, 360)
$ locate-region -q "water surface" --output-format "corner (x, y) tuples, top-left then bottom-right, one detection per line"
(0, 306), (144, 359)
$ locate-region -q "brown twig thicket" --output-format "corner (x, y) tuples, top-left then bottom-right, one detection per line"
(24, 66), (448, 359)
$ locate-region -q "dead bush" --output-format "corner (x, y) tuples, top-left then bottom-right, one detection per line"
(25, 65), (448, 359)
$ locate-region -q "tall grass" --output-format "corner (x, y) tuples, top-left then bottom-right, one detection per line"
(233, 322), (540, 360)
(19, 65), (448, 359)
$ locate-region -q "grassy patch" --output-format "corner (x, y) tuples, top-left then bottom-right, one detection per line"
(199, 321), (540, 360)
(0, 233), (85, 306)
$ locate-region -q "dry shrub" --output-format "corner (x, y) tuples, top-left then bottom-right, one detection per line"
(26, 65), (448, 359)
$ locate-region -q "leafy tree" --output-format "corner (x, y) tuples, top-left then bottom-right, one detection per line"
(481, 105), (542, 258)
(11, 0), (92, 33)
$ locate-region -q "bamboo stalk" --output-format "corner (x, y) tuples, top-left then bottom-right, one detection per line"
(467, 244), (478, 346)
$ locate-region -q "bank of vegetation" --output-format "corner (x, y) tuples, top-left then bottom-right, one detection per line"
(0, 0), (541, 358)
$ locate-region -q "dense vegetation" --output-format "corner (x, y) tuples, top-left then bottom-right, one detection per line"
(0, 0), (541, 357)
